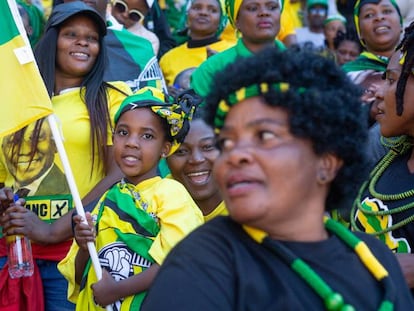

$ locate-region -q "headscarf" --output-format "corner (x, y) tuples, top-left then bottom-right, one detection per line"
(17, 0), (45, 47)
(114, 87), (199, 155)
(175, 0), (229, 39)
(353, 0), (402, 47)
(226, 0), (283, 28)
(323, 13), (347, 26)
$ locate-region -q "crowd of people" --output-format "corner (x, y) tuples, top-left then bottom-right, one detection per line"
(1, 0), (414, 310)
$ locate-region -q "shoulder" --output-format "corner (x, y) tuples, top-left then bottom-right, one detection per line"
(192, 45), (237, 78)
(354, 231), (401, 268)
(106, 81), (133, 95)
(159, 44), (187, 63)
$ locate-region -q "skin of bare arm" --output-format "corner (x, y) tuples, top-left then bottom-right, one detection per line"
(396, 253), (414, 288)
(0, 146), (123, 244)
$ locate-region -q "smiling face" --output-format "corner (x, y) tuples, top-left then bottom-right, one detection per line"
(167, 119), (221, 214)
(376, 51), (414, 137)
(357, 0), (401, 56)
(213, 97), (328, 235)
(2, 121), (56, 186)
(55, 14), (100, 85)
(187, 0), (221, 39)
(235, 0), (281, 50)
(113, 108), (171, 185)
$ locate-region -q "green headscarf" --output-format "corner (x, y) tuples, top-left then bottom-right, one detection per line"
(353, 0), (402, 47)
(226, 0), (283, 28)
(115, 87), (199, 156)
(17, 0), (45, 47)
(174, 0), (229, 43)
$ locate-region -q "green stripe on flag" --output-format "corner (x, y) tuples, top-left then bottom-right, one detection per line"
(0, 1), (19, 45)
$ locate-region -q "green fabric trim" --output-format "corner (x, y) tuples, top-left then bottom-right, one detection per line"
(342, 52), (388, 73)
(97, 182), (161, 262)
(0, 2), (19, 45)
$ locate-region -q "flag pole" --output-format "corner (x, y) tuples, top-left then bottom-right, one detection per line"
(47, 115), (113, 311)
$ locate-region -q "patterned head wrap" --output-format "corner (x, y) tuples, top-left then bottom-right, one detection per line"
(114, 87), (199, 156)
(353, 0), (402, 47)
(226, 0), (283, 28)
(213, 82), (305, 133)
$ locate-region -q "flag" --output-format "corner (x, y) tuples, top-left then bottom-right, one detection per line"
(0, 0), (53, 138)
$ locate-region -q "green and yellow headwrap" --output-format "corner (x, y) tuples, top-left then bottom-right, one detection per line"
(353, 0), (402, 47)
(214, 82), (305, 133)
(225, 0), (283, 28)
(114, 87), (198, 156)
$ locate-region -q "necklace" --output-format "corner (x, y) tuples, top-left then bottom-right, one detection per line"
(351, 137), (414, 235)
(261, 217), (395, 311)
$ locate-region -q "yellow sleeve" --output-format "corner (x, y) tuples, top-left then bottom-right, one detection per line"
(57, 240), (81, 303)
(148, 179), (204, 264)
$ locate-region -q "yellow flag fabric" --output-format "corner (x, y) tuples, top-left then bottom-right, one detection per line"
(0, 0), (53, 138)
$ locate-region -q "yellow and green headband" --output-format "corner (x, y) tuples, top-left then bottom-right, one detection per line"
(115, 87), (197, 156)
(214, 82), (305, 133)
(225, 0), (283, 28)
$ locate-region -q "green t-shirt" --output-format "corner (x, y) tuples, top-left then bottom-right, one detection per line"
(190, 38), (285, 98)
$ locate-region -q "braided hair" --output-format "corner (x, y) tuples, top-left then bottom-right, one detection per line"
(394, 22), (414, 116)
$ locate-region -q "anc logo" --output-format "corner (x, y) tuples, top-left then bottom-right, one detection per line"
(356, 197), (410, 253)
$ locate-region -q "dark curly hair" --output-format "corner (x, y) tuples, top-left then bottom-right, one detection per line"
(395, 21), (414, 116)
(333, 26), (363, 52)
(204, 47), (369, 212)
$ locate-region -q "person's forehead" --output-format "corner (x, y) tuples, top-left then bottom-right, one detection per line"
(359, 0), (393, 12)
(123, 0), (148, 10)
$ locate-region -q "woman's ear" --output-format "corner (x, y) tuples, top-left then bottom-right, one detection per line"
(316, 153), (343, 185)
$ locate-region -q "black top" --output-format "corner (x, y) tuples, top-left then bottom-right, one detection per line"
(142, 216), (414, 310)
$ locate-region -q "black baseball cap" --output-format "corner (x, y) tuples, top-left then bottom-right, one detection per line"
(46, 1), (107, 36)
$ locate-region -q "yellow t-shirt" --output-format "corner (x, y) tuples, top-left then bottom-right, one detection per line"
(159, 39), (235, 87)
(204, 201), (228, 222)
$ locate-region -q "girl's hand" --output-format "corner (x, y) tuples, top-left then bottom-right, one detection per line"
(73, 212), (95, 250)
(91, 269), (119, 307)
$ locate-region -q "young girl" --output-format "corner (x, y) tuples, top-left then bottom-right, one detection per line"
(58, 87), (204, 310)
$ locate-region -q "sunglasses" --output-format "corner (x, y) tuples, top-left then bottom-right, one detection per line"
(113, 0), (145, 22)
(309, 7), (327, 16)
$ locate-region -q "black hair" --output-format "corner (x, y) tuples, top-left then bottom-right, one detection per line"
(33, 11), (127, 175)
(204, 47), (369, 212)
(394, 21), (414, 115)
(333, 26), (363, 52)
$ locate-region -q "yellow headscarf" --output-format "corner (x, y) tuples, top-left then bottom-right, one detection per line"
(225, 0), (283, 28)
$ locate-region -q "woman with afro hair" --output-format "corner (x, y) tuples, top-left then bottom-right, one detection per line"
(141, 47), (414, 310)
